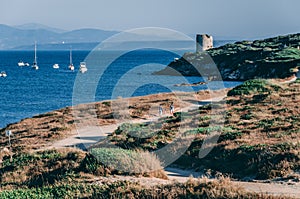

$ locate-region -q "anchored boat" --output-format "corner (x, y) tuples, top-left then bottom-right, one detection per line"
(68, 47), (74, 71)
(0, 71), (7, 77)
(32, 42), (39, 70)
(18, 61), (29, 67)
(79, 62), (87, 73)
(53, 64), (59, 69)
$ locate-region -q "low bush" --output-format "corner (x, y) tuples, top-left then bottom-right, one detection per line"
(227, 79), (280, 96)
(89, 148), (165, 177)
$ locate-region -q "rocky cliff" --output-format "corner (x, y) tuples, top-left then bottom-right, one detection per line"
(155, 33), (300, 80)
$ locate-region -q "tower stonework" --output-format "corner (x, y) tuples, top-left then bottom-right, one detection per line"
(196, 34), (213, 52)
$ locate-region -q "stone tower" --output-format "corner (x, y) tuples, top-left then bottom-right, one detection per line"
(196, 34), (213, 52)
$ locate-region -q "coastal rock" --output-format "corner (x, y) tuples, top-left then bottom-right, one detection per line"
(174, 81), (207, 87)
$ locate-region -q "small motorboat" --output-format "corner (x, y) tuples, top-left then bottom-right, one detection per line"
(0, 71), (7, 77)
(53, 64), (59, 69)
(18, 61), (29, 67)
(18, 61), (25, 67)
(79, 62), (87, 73)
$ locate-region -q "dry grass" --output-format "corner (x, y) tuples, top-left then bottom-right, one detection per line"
(0, 147), (168, 190)
(0, 177), (293, 199)
(0, 148), (87, 189)
(90, 177), (293, 199)
(99, 79), (300, 181)
(0, 80), (299, 197)
(89, 148), (168, 179)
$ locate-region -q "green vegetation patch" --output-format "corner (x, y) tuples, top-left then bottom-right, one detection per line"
(227, 79), (280, 96)
(104, 120), (178, 151)
(266, 47), (300, 62)
(0, 149), (86, 188)
(0, 183), (98, 199)
(0, 180), (288, 199)
(114, 122), (155, 138)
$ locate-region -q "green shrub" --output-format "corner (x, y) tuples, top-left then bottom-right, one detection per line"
(219, 131), (243, 141)
(186, 126), (233, 135)
(240, 113), (253, 120)
(79, 153), (99, 174)
(90, 148), (163, 175)
(114, 123), (155, 138)
(0, 149), (84, 188)
(0, 184), (99, 199)
(102, 101), (111, 106)
(268, 47), (300, 62)
(228, 79), (270, 96)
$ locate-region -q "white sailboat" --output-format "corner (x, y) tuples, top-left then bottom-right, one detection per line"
(32, 42), (39, 70)
(0, 71), (7, 77)
(53, 64), (59, 69)
(79, 62), (87, 73)
(68, 47), (74, 71)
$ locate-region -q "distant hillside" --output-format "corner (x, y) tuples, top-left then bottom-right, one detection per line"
(13, 42), (100, 51)
(14, 23), (66, 33)
(0, 24), (119, 50)
(155, 33), (300, 80)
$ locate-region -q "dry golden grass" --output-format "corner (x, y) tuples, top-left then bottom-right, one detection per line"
(99, 79), (300, 180)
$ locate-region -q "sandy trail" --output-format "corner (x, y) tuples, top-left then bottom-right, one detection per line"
(47, 97), (223, 150)
(48, 119), (150, 150)
(165, 167), (300, 198)
(93, 167), (300, 198)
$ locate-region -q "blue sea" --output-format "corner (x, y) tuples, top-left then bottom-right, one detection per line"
(0, 50), (241, 128)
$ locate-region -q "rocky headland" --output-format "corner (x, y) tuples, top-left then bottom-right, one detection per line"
(155, 33), (300, 81)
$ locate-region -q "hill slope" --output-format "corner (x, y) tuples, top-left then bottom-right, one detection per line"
(95, 79), (300, 181)
(155, 33), (300, 80)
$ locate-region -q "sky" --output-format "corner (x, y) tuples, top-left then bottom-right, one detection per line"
(0, 0), (299, 39)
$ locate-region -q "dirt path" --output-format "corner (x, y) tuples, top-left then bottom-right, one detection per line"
(93, 168), (300, 198)
(47, 96), (223, 150)
(47, 119), (149, 150)
(165, 167), (300, 198)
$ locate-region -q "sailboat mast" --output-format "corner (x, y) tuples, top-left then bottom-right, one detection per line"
(70, 47), (72, 65)
(34, 42), (37, 64)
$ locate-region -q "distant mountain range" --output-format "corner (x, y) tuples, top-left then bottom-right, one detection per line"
(0, 23), (235, 51)
(14, 23), (67, 33)
(0, 23), (119, 50)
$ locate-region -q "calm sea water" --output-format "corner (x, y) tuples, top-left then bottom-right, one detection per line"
(0, 50), (241, 128)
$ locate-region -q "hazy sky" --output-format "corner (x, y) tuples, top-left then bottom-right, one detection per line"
(1, 0), (299, 39)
